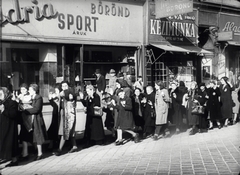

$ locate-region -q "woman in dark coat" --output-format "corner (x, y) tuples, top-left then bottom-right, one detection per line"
(197, 83), (209, 132)
(22, 84), (48, 161)
(112, 90), (139, 145)
(142, 86), (155, 138)
(219, 77), (233, 126)
(80, 85), (105, 146)
(47, 84), (61, 150)
(170, 81), (188, 134)
(132, 88), (145, 132)
(207, 80), (222, 129)
(0, 87), (19, 166)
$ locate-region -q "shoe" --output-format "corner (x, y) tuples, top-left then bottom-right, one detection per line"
(224, 125), (228, 127)
(115, 140), (124, 146)
(68, 147), (78, 153)
(189, 129), (197, 135)
(208, 127), (213, 130)
(153, 134), (158, 141)
(34, 155), (43, 161)
(218, 125), (222, 129)
(53, 149), (62, 156)
(5, 161), (18, 167)
(142, 133), (147, 139)
(18, 155), (29, 162)
(134, 133), (140, 143)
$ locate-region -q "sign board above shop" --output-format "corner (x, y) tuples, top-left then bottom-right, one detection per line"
(155, 0), (193, 19)
(219, 13), (240, 44)
(1, 0), (143, 46)
(149, 8), (198, 45)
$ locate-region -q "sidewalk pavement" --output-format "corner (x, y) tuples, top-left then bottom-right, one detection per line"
(1, 123), (240, 175)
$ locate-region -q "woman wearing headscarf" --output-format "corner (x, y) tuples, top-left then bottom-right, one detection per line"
(0, 87), (19, 166)
(153, 80), (170, 140)
(20, 84), (48, 161)
(219, 76), (233, 127)
(80, 85), (105, 147)
(207, 80), (222, 129)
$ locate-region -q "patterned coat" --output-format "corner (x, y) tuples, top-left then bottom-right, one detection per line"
(155, 88), (170, 125)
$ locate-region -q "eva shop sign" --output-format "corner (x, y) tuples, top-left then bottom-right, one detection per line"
(155, 0), (193, 19)
(1, 0), (143, 45)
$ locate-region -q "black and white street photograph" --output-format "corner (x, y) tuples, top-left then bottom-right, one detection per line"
(0, 0), (240, 174)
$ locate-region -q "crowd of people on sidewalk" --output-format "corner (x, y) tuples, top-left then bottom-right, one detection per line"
(0, 68), (239, 168)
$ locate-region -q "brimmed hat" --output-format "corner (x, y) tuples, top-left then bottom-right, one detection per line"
(109, 69), (115, 74)
(95, 69), (101, 74)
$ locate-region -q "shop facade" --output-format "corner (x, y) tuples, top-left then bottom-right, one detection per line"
(196, 0), (240, 84)
(1, 0), (146, 103)
(144, 1), (212, 88)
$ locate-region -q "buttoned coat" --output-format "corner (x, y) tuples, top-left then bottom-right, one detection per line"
(155, 88), (170, 125)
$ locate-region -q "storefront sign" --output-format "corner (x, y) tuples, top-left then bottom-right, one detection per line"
(1, 0), (143, 46)
(219, 13), (240, 43)
(155, 0), (193, 19)
(149, 11), (197, 44)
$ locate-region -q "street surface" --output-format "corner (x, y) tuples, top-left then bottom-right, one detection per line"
(1, 123), (240, 175)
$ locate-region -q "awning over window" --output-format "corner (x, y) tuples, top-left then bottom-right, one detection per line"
(151, 44), (213, 55)
(227, 41), (240, 46)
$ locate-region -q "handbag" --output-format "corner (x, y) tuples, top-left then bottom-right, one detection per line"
(93, 106), (103, 116)
(191, 102), (205, 115)
(150, 108), (156, 118)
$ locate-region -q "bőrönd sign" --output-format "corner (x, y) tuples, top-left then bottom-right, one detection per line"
(155, 0), (193, 19)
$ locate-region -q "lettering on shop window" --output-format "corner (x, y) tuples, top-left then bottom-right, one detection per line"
(1, 0), (57, 25)
(91, 2), (130, 18)
(150, 14), (196, 41)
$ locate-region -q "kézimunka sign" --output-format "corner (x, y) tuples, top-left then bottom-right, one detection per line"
(1, 0), (143, 46)
(219, 13), (240, 42)
(155, 0), (193, 19)
(149, 11), (197, 44)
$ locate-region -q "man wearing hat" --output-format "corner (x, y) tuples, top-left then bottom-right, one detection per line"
(95, 69), (106, 105)
(108, 69), (117, 94)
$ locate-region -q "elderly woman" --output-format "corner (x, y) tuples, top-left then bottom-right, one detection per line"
(0, 87), (19, 166)
(80, 85), (105, 147)
(21, 84), (48, 161)
(153, 80), (170, 140)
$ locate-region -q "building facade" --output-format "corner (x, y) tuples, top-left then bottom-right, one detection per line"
(1, 0), (146, 102)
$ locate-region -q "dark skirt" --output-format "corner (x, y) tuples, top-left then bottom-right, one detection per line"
(85, 115), (105, 141)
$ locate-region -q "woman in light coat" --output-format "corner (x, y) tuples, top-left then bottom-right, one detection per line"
(153, 80), (170, 140)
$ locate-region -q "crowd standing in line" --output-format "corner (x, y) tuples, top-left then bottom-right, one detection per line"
(0, 68), (240, 167)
